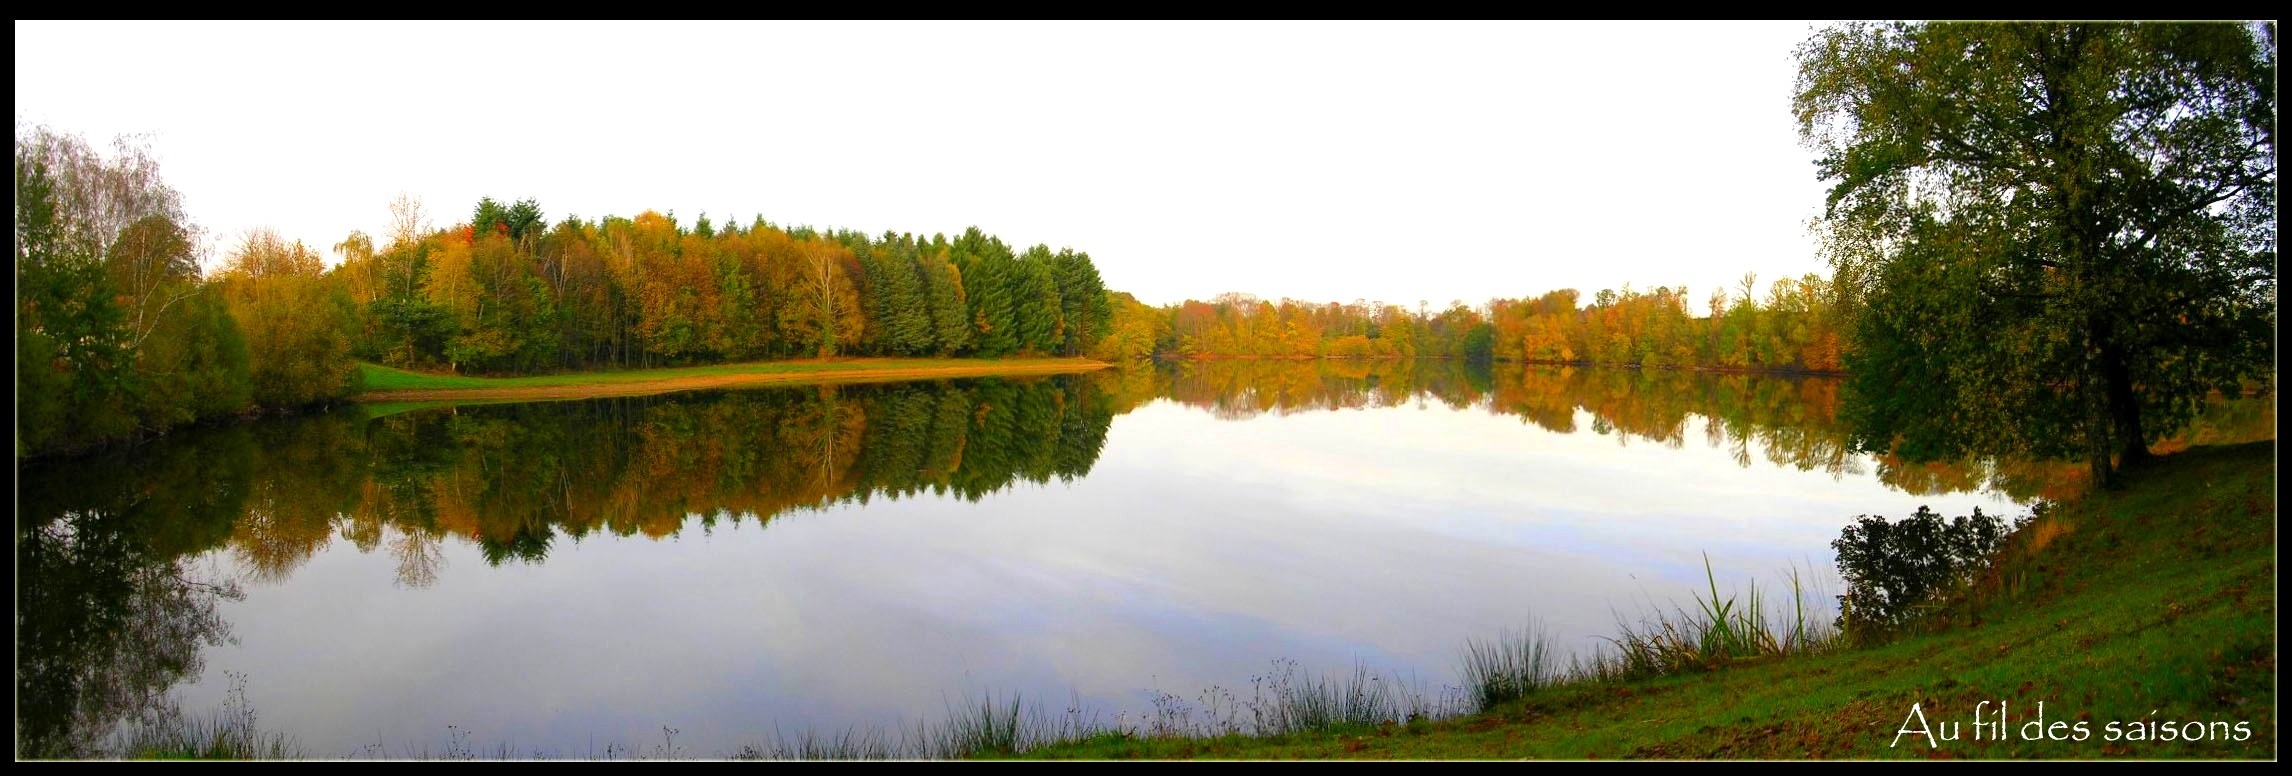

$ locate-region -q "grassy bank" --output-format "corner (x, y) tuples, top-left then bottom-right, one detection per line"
(1016, 441), (2276, 759)
(354, 357), (1112, 404)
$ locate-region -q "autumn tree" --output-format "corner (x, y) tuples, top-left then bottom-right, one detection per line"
(787, 235), (865, 357)
(1090, 291), (1168, 361)
(17, 125), (254, 455)
(614, 210), (708, 363)
(355, 194), (454, 366)
(17, 136), (135, 454)
(446, 232), (560, 372)
(220, 229), (357, 407)
(1797, 21), (2276, 486)
(537, 216), (623, 366)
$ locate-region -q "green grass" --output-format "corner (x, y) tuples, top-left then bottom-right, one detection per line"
(1461, 625), (1562, 712)
(115, 672), (304, 760)
(716, 665), (1449, 760)
(360, 398), (528, 420)
(721, 693), (1109, 760)
(731, 727), (904, 761)
(355, 357), (1099, 394)
(1020, 441), (2277, 759)
(120, 718), (302, 760)
(919, 694), (1088, 758)
(1587, 559), (1834, 682)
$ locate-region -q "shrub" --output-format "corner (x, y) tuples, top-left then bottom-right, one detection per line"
(1831, 505), (2015, 638)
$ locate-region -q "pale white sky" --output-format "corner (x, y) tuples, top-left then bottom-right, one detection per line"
(16, 20), (1837, 309)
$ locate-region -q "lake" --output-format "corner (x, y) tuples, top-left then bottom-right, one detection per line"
(19, 361), (2081, 758)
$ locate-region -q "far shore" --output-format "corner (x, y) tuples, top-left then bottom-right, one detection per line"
(355, 357), (1114, 404)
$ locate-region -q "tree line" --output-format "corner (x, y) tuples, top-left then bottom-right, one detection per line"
(1089, 273), (1848, 374)
(12, 123), (1848, 464)
(338, 202), (1110, 374)
(15, 125), (1113, 459)
(16, 127), (362, 458)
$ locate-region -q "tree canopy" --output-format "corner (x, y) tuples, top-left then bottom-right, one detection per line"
(1794, 21), (2276, 486)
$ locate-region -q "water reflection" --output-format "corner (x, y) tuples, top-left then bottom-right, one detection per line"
(1154, 360), (2106, 502)
(17, 433), (248, 758)
(14, 365), (2265, 757)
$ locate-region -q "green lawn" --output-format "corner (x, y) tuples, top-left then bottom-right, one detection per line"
(355, 358), (1104, 394)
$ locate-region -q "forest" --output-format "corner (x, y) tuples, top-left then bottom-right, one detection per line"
(22, 124), (1848, 462)
(15, 127), (1113, 458)
(1096, 276), (1845, 372)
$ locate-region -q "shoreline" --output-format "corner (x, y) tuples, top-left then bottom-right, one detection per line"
(356, 357), (1115, 404)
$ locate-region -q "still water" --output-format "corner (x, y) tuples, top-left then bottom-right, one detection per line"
(19, 361), (2076, 757)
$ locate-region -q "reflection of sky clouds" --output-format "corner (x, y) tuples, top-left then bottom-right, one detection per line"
(182, 390), (2024, 756)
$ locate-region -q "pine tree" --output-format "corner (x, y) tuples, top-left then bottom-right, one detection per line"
(951, 227), (1018, 356)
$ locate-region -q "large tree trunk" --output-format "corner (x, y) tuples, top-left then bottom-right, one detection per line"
(2084, 374), (2116, 490)
(2082, 320), (2119, 490)
(2101, 338), (2151, 470)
